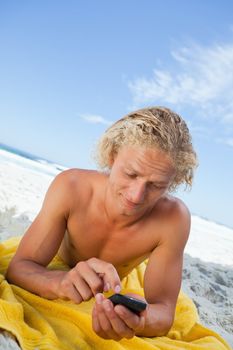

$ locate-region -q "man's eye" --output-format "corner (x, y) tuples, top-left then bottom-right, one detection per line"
(125, 173), (136, 178)
(149, 183), (163, 190)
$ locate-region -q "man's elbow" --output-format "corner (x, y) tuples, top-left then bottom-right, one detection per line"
(6, 258), (26, 284)
(136, 310), (174, 337)
(6, 261), (17, 283)
(155, 316), (173, 336)
(150, 313), (174, 337)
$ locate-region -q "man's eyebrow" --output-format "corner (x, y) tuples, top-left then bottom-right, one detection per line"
(124, 166), (169, 185)
(150, 180), (169, 185)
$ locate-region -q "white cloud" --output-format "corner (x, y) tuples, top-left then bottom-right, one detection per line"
(217, 137), (233, 147)
(128, 42), (233, 124)
(226, 138), (233, 147)
(187, 121), (213, 140)
(80, 114), (112, 126)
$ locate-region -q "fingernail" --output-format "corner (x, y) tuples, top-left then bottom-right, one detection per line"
(114, 285), (121, 293)
(104, 300), (112, 311)
(95, 293), (103, 304)
(104, 282), (110, 292)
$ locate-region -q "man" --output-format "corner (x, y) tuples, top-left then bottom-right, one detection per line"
(6, 107), (198, 341)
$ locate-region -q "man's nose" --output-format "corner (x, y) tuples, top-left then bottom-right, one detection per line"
(127, 181), (146, 204)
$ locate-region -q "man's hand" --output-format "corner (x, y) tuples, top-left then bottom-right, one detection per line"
(55, 258), (122, 303)
(92, 293), (146, 341)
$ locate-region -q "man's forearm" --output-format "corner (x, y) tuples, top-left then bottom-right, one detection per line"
(135, 303), (173, 337)
(6, 260), (66, 299)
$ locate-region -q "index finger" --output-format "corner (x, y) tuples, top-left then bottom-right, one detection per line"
(87, 258), (121, 293)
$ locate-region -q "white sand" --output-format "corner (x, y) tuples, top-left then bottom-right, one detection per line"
(0, 149), (232, 349)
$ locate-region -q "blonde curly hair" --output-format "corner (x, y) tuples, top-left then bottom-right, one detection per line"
(95, 106), (198, 192)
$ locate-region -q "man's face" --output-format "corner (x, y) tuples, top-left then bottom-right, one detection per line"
(108, 145), (176, 216)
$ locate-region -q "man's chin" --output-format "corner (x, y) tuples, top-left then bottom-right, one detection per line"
(118, 196), (143, 215)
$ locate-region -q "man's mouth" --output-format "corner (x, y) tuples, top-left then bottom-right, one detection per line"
(121, 196), (141, 209)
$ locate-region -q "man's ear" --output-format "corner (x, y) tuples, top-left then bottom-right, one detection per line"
(108, 156), (114, 168)
(108, 151), (116, 168)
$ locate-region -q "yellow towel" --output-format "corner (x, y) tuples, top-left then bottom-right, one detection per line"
(0, 236), (231, 350)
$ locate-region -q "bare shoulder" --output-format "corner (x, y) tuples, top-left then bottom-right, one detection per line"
(155, 195), (191, 249)
(56, 168), (95, 186)
(54, 168), (94, 191)
(52, 168), (102, 207)
(159, 194), (190, 219)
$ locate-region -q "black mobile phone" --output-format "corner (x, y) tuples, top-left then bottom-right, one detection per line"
(108, 294), (147, 314)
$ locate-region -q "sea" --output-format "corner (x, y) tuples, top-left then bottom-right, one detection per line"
(0, 142), (68, 177)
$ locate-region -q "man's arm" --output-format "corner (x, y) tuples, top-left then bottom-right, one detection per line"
(136, 199), (191, 337)
(6, 169), (122, 302)
(6, 170), (72, 298)
(91, 199), (191, 340)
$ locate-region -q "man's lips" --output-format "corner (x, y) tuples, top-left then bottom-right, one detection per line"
(122, 196), (141, 208)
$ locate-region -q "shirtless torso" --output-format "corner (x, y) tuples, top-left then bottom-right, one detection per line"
(6, 145), (191, 338)
(58, 169), (177, 280)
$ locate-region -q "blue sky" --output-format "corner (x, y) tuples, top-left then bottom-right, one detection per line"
(0, 1), (233, 228)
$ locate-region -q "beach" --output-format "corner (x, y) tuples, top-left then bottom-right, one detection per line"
(0, 148), (232, 349)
